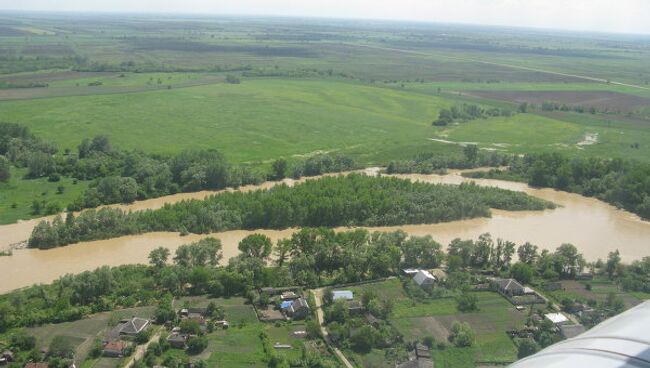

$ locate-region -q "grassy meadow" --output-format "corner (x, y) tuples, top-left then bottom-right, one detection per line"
(0, 79), (452, 162)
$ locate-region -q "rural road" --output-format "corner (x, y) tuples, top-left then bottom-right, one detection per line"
(312, 288), (355, 368)
(352, 43), (650, 92)
(123, 327), (162, 368)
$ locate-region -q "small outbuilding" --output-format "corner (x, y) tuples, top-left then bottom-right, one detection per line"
(545, 312), (570, 325)
(413, 270), (436, 289)
(2, 351), (14, 362)
(559, 324), (586, 339)
(287, 298), (310, 320)
(332, 290), (354, 301)
(167, 334), (187, 349)
(103, 341), (127, 357)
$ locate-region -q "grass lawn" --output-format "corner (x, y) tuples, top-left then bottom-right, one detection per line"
(176, 296), (258, 324)
(205, 323), (267, 368)
(435, 113), (584, 151)
(0, 167), (89, 224)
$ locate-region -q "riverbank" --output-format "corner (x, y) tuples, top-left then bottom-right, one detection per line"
(1, 168), (649, 293)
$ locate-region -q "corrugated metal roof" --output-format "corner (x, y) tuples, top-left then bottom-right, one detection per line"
(332, 290), (353, 300)
(510, 300), (650, 368)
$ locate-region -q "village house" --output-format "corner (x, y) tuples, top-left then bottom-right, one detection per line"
(103, 340), (127, 358)
(493, 278), (526, 297)
(118, 317), (150, 336)
(413, 270), (436, 289)
(187, 308), (208, 318)
(281, 298), (310, 320)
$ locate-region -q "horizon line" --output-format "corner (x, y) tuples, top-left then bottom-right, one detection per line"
(1, 8), (650, 38)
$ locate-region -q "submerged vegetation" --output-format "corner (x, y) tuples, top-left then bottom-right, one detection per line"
(28, 174), (554, 249)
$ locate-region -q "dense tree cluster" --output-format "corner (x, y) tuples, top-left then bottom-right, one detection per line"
(466, 153), (650, 219)
(541, 100), (597, 114)
(0, 123), (58, 179)
(432, 103), (513, 126)
(29, 174), (554, 248)
(386, 147), (512, 174)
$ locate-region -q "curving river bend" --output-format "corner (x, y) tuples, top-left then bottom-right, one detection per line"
(1, 168), (649, 293)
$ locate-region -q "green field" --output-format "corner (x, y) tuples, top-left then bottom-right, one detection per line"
(0, 167), (89, 224)
(0, 79), (451, 163)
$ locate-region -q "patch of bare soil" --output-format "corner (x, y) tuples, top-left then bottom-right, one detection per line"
(414, 316), (450, 341)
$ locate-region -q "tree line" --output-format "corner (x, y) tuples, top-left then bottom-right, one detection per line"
(10, 227), (647, 336)
(432, 103), (513, 126)
(28, 174), (554, 249)
(0, 122), (356, 214)
(464, 152), (650, 220)
(0, 229), (581, 331)
(386, 145), (512, 174)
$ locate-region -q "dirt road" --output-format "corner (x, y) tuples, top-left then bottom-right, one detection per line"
(312, 288), (355, 368)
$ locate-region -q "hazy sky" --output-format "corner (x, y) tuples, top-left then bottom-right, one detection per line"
(2, 0), (649, 35)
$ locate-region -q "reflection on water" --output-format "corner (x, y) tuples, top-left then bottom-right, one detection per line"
(1, 169), (649, 293)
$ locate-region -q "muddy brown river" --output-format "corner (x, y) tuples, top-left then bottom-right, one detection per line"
(1, 168), (649, 293)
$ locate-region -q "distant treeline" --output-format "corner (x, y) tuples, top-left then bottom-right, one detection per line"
(464, 152), (650, 220)
(0, 122), (356, 214)
(28, 174), (554, 249)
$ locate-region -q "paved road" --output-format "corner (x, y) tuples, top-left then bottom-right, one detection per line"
(312, 288), (355, 368)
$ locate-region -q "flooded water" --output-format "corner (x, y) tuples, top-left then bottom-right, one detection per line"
(1, 168), (649, 294)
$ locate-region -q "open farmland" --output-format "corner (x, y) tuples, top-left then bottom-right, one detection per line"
(0, 78), (452, 162)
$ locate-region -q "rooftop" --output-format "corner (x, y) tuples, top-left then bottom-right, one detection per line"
(119, 317), (150, 335)
(559, 324), (587, 339)
(495, 278), (525, 291)
(545, 312), (569, 325)
(332, 290), (353, 300)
